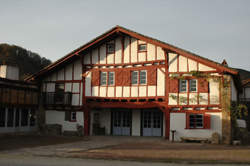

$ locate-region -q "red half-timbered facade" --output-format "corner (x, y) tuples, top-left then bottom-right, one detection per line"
(27, 26), (239, 141)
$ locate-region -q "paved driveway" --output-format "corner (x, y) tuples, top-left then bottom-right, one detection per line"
(1, 136), (164, 157)
(1, 155), (249, 166)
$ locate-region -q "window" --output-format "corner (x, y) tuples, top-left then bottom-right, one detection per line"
(65, 111), (77, 122)
(100, 72), (114, 86)
(140, 70), (147, 84)
(70, 112), (76, 121)
(138, 44), (147, 52)
(30, 109), (36, 126)
(7, 108), (14, 127)
(179, 80), (187, 92)
(0, 107), (5, 127)
(21, 109), (29, 126)
(189, 79), (197, 92)
(131, 71), (138, 85)
(108, 72), (115, 85)
(15, 109), (20, 127)
(132, 70), (147, 85)
(100, 72), (107, 85)
(189, 114), (203, 128)
(107, 43), (115, 54)
(179, 79), (197, 92)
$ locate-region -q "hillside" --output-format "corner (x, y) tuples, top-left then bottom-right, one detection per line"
(0, 43), (51, 80)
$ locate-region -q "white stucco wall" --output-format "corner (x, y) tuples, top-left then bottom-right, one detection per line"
(45, 110), (84, 132)
(169, 112), (222, 141)
(132, 109), (141, 136)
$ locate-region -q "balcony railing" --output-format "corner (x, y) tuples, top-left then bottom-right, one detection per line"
(43, 92), (72, 106)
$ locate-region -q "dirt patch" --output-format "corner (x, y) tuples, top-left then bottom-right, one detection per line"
(0, 134), (84, 151)
(68, 142), (250, 164)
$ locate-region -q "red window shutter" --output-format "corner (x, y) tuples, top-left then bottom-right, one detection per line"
(122, 69), (131, 86)
(91, 69), (100, 86)
(186, 113), (190, 129)
(199, 78), (209, 93)
(147, 67), (157, 85)
(169, 79), (179, 93)
(204, 114), (211, 129)
(116, 69), (123, 86)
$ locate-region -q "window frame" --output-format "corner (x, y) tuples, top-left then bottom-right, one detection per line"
(189, 79), (197, 92)
(70, 111), (77, 122)
(179, 80), (187, 92)
(131, 70), (147, 85)
(186, 113), (205, 129)
(139, 70), (147, 85)
(131, 71), (139, 85)
(100, 72), (115, 86)
(108, 71), (115, 86)
(100, 72), (108, 86)
(106, 43), (115, 54)
(138, 44), (147, 52)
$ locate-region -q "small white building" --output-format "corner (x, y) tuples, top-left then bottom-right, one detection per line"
(27, 26), (240, 143)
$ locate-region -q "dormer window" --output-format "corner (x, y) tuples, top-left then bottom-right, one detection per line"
(138, 44), (147, 52)
(107, 43), (115, 54)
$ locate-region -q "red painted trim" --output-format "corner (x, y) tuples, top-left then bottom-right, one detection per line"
(165, 51), (169, 104)
(129, 37), (131, 64)
(165, 110), (170, 139)
(83, 108), (89, 136)
(155, 45), (157, 60)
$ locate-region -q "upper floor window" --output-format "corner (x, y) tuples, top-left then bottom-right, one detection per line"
(131, 70), (147, 85)
(100, 72), (107, 85)
(131, 71), (138, 84)
(189, 79), (197, 92)
(108, 72), (115, 85)
(100, 72), (115, 86)
(107, 43), (115, 54)
(140, 70), (147, 84)
(179, 80), (187, 92)
(138, 44), (147, 52)
(179, 79), (197, 92)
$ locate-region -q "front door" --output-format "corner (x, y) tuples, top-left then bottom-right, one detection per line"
(142, 110), (162, 136)
(112, 110), (131, 136)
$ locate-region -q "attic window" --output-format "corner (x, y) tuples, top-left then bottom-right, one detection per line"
(107, 43), (115, 54)
(138, 44), (147, 52)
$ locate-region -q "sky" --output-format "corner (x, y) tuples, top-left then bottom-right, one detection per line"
(0, 0), (250, 70)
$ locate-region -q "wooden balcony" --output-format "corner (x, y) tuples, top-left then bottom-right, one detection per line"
(43, 92), (72, 106)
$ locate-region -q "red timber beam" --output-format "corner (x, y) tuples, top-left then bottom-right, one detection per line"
(158, 104), (170, 140)
(82, 106), (90, 136)
(87, 102), (162, 109)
